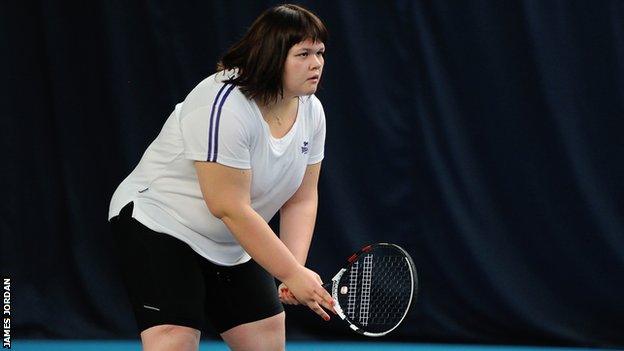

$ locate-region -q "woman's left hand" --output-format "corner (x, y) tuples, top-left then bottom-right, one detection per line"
(278, 282), (300, 305)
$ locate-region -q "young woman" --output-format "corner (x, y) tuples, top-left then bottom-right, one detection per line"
(109, 4), (332, 351)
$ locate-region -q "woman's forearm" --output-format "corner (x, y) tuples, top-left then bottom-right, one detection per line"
(279, 195), (318, 265)
(221, 205), (302, 281)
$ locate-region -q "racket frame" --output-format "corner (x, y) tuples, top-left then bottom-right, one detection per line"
(328, 243), (417, 337)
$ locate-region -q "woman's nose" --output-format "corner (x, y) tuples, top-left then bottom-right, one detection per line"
(310, 56), (322, 70)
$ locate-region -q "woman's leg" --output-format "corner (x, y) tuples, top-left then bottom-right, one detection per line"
(202, 259), (285, 351)
(140, 324), (201, 351)
(220, 312), (285, 351)
(111, 203), (207, 350)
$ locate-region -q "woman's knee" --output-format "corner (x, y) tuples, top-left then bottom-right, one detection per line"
(141, 324), (201, 351)
(221, 313), (285, 351)
(262, 312), (285, 330)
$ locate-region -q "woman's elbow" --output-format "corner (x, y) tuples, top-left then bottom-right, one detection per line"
(204, 200), (244, 220)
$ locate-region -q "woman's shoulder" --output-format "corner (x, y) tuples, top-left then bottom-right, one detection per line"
(190, 70), (237, 99)
(181, 71), (252, 117)
(195, 69), (238, 89)
(301, 94), (325, 120)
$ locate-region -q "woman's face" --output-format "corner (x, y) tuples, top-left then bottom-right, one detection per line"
(283, 39), (325, 98)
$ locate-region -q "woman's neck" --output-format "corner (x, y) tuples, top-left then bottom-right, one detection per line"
(257, 96), (299, 128)
(258, 95), (298, 113)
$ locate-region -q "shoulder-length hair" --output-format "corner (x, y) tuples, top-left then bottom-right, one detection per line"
(217, 4), (328, 106)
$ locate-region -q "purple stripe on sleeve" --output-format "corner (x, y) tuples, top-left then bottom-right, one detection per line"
(211, 84), (237, 162)
(207, 83), (230, 161)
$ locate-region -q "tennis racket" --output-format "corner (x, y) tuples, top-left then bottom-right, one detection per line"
(284, 243), (418, 337)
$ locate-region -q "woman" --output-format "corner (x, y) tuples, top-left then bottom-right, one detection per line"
(109, 4), (333, 351)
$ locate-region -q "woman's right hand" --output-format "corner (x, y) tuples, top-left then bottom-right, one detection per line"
(282, 265), (336, 321)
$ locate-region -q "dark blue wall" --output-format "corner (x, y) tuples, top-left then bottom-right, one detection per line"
(2, 1), (623, 348)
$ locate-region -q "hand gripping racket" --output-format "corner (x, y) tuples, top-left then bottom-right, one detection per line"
(286, 243), (418, 337)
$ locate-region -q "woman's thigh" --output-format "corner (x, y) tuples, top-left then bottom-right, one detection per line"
(110, 202), (208, 333)
(201, 258), (285, 335)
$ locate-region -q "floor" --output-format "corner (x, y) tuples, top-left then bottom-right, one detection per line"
(15, 340), (613, 350)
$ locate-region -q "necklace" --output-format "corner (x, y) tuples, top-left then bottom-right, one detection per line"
(274, 115), (283, 126)
(260, 97), (298, 126)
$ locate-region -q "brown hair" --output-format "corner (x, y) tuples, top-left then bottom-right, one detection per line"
(217, 4), (328, 106)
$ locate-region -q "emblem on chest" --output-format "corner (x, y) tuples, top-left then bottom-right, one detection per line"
(300, 141), (309, 154)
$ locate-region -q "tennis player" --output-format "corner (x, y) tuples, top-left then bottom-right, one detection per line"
(108, 4), (333, 351)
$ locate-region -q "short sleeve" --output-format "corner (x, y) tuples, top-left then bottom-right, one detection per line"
(307, 104), (326, 164)
(179, 105), (252, 169)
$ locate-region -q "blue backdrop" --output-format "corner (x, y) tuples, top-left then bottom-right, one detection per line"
(2, 1), (623, 348)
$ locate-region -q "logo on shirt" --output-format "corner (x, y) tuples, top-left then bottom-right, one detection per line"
(301, 141), (309, 154)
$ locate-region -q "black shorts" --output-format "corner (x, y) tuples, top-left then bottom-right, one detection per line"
(110, 202), (284, 334)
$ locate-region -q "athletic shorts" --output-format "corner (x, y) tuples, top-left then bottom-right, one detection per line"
(110, 202), (284, 334)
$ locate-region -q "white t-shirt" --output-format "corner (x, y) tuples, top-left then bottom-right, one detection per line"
(108, 71), (326, 265)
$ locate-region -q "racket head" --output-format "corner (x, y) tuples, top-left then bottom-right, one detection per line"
(330, 243), (417, 337)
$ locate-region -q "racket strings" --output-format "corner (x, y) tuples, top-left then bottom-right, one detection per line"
(368, 255), (412, 328)
(346, 261), (359, 320)
(358, 254), (374, 326)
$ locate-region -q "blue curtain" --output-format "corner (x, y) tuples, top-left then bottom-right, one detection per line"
(2, 1), (622, 347)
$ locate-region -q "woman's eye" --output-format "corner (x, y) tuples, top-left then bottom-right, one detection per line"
(298, 52), (308, 57)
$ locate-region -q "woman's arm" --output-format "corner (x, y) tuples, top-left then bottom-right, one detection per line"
(194, 161), (334, 319)
(279, 162), (321, 265)
(277, 162), (321, 305)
